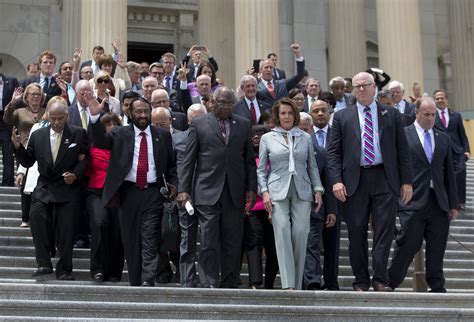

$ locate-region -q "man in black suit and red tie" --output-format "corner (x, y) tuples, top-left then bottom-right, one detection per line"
(0, 71), (19, 186)
(257, 44), (305, 111)
(433, 89), (470, 210)
(327, 71), (413, 292)
(388, 97), (458, 293)
(89, 96), (177, 287)
(233, 75), (266, 125)
(177, 87), (257, 288)
(12, 101), (89, 280)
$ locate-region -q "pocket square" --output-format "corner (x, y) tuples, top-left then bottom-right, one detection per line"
(68, 143), (77, 149)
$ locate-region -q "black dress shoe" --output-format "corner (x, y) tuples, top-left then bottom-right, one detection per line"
(373, 282), (393, 292)
(307, 283), (321, 290)
(353, 285), (369, 292)
(57, 273), (75, 281)
(108, 276), (121, 283)
(156, 274), (172, 284)
(33, 267), (53, 276)
(429, 287), (447, 293)
(93, 273), (104, 282)
(141, 281), (153, 287)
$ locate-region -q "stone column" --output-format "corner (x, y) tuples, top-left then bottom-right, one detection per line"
(234, 0), (279, 87)
(328, 0), (366, 79)
(376, 0), (423, 91)
(61, 0), (82, 62)
(199, 0), (235, 88)
(80, 0), (128, 59)
(448, 0), (474, 111)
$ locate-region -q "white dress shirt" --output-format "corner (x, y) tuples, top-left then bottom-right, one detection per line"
(76, 102), (91, 127)
(313, 124), (329, 147)
(124, 125), (157, 184)
(395, 99), (406, 113)
(437, 108), (450, 128)
(414, 120), (435, 187)
(245, 97), (261, 123)
(357, 101), (383, 165)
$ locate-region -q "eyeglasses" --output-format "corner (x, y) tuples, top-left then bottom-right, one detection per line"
(152, 99), (169, 106)
(81, 71), (93, 74)
(292, 97), (305, 101)
(29, 92), (42, 97)
(353, 83), (374, 90)
(97, 78), (110, 84)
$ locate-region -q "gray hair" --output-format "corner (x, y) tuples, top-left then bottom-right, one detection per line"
(151, 89), (169, 100)
(329, 76), (345, 87)
(299, 112), (313, 125)
(187, 103), (207, 119)
(240, 75), (257, 88)
(388, 80), (405, 92)
(151, 106), (171, 119)
(75, 79), (91, 93)
(305, 77), (320, 87)
(377, 90), (394, 101)
(126, 61), (141, 72)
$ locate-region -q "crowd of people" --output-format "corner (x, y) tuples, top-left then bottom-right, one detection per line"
(0, 40), (469, 293)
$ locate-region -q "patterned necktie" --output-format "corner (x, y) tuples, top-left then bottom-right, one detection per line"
(136, 132), (148, 189)
(424, 130), (433, 163)
(395, 103), (400, 111)
(441, 111), (447, 128)
(267, 81), (276, 98)
(219, 119), (227, 141)
(81, 108), (88, 130)
(166, 76), (171, 90)
(363, 107), (375, 165)
(52, 132), (61, 162)
(44, 77), (50, 91)
(316, 129), (325, 147)
(249, 102), (257, 125)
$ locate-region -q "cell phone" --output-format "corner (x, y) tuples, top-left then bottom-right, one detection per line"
(194, 46), (205, 51)
(253, 59), (261, 73)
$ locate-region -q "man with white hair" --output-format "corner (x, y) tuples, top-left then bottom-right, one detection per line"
(127, 61), (142, 92)
(233, 75), (265, 125)
(151, 88), (187, 131)
(174, 103), (207, 287)
(179, 74), (213, 112)
(330, 76), (354, 113)
(388, 80), (415, 126)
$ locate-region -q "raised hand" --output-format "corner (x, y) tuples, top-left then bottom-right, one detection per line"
(11, 127), (21, 150)
(117, 53), (126, 69)
(72, 48), (82, 69)
(177, 62), (188, 81)
(112, 37), (122, 54)
(11, 87), (24, 103)
(290, 43), (302, 58)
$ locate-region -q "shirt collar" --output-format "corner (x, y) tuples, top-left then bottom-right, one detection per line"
(133, 124), (151, 137)
(414, 120), (433, 136)
(313, 124), (329, 133)
(356, 100), (377, 112)
(245, 96), (257, 106)
(50, 128), (63, 136)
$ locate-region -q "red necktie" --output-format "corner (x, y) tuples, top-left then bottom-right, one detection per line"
(249, 102), (257, 125)
(441, 111), (447, 128)
(267, 82), (276, 98)
(136, 132), (148, 189)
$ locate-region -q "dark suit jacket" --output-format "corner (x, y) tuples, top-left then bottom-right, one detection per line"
(0, 74), (19, 133)
(181, 55), (219, 82)
(400, 99), (416, 127)
(171, 111), (188, 131)
(19, 75), (62, 105)
(399, 125), (458, 212)
(233, 98), (267, 124)
(257, 60), (305, 111)
(67, 103), (83, 128)
(273, 68), (286, 80)
(327, 102), (412, 196)
(15, 124), (89, 203)
(434, 108), (470, 156)
(89, 121), (177, 207)
(178, 113), (257, 208)
(310, 136), (337, 215)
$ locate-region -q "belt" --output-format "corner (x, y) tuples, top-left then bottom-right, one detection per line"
(361, 164), (383, 169)
(123, 181), (159, 189)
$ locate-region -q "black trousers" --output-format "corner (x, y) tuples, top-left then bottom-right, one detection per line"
(86, 190), (124, 280)
(179, 205), (198, 287)
(196, 180), (244, 288)
(0, 126), (14, 186)
(340, 166), (397, 289)
(119, 183), (164, 286)
(243, 210), (278, 288)
(73, 184), (90, 245)
(20, 169), (31, 223)
(452, 153), (466, 205)
(29, 197), (75, 278)
(304, 205), (340, 290)
(388, 190), (450, 290)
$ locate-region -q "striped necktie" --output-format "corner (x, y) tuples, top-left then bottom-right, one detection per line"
(363, 107), (375, 165)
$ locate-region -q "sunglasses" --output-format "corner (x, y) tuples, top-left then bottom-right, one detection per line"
(97, 78), (110, 84)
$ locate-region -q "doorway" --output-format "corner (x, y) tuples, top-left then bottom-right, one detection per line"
(127, 42), (174, 65)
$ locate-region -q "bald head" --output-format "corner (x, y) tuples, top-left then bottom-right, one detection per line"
(151, 107), (172, 131)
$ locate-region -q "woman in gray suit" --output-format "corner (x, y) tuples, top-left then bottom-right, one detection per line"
(257, 98), (323, 290)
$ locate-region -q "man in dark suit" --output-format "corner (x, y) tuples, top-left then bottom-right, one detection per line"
(433, 89), (470, 210)
(298, 112), (338, 290)
(177, 87), (257, 288)
(233, 75), (266, 125)
(0, 72), (19, 186)
(257, 44), (305, 111)
(388, 97), (458, 293)
(307, 99), (341, 290)
(267, 53), (286, 80)
(181, 45), (219, 82)
(327, 71), (413, 292)
(89, 96), (177, 287)
(303, 78), (321, 113)
(178, 74), (212, 113)
(388, 80), (416, 126)
(151, 88), (187, 131)
(12, 101), (89, 280)
(330, 76), (355, 113)
(161, 52), (180, 92)
(19, 51), (62, 106)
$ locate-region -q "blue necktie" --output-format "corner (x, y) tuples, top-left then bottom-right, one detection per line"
(316, 129), (325, 147)
(44, 77), (50, 91)
(166, 76), (171, 90)
(424, 130), (433, 163)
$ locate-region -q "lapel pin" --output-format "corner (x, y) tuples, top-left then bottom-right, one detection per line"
(232, 120), (236, 124)
(155, 138), (159, 142)
(381, 110), (388, 116)
(64, 138), (69, 144)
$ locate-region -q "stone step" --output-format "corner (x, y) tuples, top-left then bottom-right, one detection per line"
(0, 209), (22, 219)
(0, 283), (473, 308)
(0, 298), (473, 320)
(0, 246), (90, 258)
(0, 187), (20, 195)
(0, 201), (21, 210)
(0, 194), (20, 202)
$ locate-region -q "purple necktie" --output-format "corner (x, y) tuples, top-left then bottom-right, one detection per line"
(424, 130), (432, 163)
(363, 107), (375, 165)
